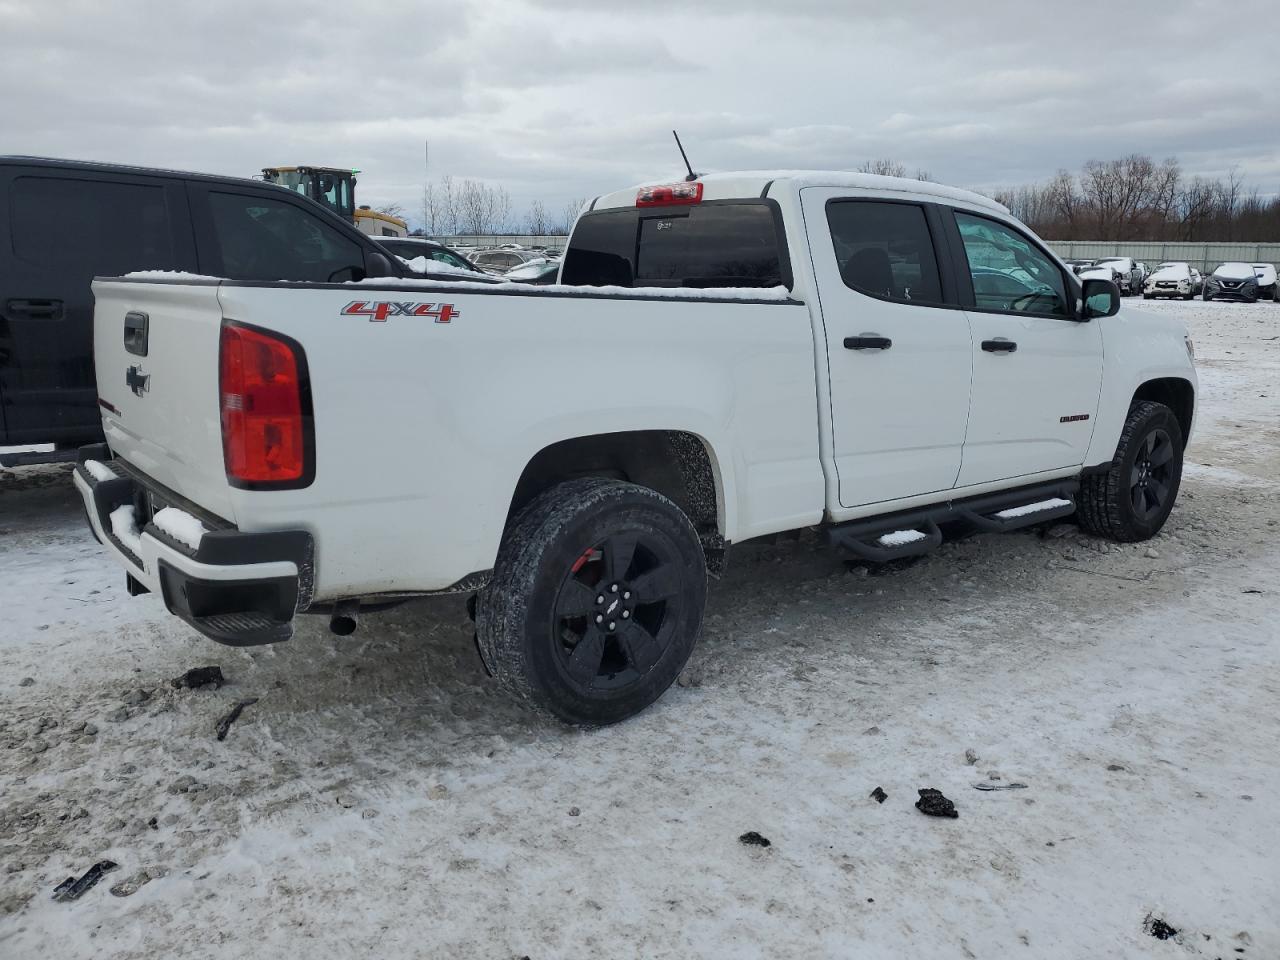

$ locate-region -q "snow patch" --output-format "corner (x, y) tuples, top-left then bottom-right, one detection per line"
(109, 505), (144, 558)
(152, 506), (206, 550)
(398, 256), (486, 278)
(878, 529), (928, 547)
(83, 459), (115, 483)
(122, 270), (220, 281)
(995, 497), (1073, 520)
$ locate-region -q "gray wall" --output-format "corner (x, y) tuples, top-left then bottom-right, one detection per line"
(1045, 241), (1280, 274)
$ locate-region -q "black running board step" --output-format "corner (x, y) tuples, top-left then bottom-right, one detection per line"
(956, 496), (1076, 532)
(830, 518), (943, 563)
(828, 479), (1079, 562)
(0, 447), (79, 468)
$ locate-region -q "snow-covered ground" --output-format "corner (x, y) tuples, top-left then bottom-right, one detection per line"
(1, 299), (1277, 958)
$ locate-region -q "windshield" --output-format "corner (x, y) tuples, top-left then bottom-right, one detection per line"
(1214, 262), (1255, 279)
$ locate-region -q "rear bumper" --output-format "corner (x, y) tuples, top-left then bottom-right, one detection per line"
(74, 444), (313, 646)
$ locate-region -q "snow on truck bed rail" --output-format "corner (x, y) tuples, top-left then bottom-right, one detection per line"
(112, 272), (794, 301)
(349, 277), (796, 300)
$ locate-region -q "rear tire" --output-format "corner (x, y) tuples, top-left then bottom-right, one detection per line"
(1078, 401), (1184, 542)
(476, 478), (706, 725)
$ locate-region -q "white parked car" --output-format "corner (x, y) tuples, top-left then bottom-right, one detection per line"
(1143, 262), (1197, 300)
(1092, 257), (1143, 296)
(1156, 262), (1203, 294)
(1079, 265), (1120, 285)
(1250, 263), (1278, 300)
(75, 170), (1197, 724)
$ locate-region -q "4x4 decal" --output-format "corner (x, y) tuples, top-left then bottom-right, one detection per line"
(341, 301), (458, 323)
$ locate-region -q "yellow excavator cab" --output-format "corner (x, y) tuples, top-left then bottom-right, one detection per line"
(261, 166), (359, 222)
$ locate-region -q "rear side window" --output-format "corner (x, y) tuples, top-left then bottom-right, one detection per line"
(562, 203), (786, 289)
(206, 191), (365, 282)
(10, 175), (176, 275)
(825, 200), (943, 304)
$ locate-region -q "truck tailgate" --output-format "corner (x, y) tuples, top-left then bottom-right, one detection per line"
(92, 279), (236, 521)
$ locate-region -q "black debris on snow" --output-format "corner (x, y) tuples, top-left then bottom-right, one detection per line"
(52, 860), (118, 902)
(172, 666), (225, 690)
(870, 786), (888, 804)
(738, 831), (771, 847)
(915, 788), (959, 818)
(214, 697), (259, 741)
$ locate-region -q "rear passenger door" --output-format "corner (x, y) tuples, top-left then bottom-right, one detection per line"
(0, 166), (194, 445)
(943, 208), (1103, 487)
(801, 189), (972, 508)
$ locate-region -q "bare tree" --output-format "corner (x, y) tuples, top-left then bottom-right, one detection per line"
(526, 199), (550, 235)
(557, 197), (587, 234)
(857, 159), (908, 178)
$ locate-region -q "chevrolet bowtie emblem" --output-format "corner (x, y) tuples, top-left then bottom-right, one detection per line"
(126, 365), (150, 397)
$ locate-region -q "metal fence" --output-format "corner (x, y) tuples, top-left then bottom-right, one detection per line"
(432, 236), (1280, 275)
(1045, 241), (1280, 274)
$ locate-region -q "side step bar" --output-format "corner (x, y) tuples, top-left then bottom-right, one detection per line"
(0, 447), (79, 468)
(829, 479), (1078, 562)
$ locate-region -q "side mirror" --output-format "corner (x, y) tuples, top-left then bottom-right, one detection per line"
(364, 250), (395, 279)
(1081, 278), (1121, 319)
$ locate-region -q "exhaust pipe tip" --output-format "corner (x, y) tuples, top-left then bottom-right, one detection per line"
(329, 600), (360, 636)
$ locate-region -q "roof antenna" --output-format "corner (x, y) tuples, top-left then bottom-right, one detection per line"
(672, 130), (698, 182)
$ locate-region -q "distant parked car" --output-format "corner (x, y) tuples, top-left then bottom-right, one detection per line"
(504, 258), (560, 285)
(1250, 263), (1278, 300)
(1079, 264), (1121, 286)
(1203, 262), (1261, 302)
(470, 248), (543, 273)
(1143, 262), (1197, 300)
(1093, 257), (1143, 295)
(1156, 262), (1203, 294)
(1062, 258), (1095, 276)
(373, 237), (490, 277)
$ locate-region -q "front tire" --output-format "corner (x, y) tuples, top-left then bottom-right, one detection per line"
(1078, 401), (1184, 542)
(476, 478), (707, 725)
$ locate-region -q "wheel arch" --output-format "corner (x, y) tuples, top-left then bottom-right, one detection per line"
(504, 430), (731, 574)
(1132, 377), (1195, 445)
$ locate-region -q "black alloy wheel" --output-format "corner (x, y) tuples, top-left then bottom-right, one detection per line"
(1129, 427), (1175, 522)
(551, 533), (683, 695)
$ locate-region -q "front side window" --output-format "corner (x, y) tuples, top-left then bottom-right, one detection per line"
(825, 200), (943, 304)
(207, 191), (365, 282)
(953, 211), (1070, 318)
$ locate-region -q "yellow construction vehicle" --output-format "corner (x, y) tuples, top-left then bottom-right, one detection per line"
(261, 166), (407, 237)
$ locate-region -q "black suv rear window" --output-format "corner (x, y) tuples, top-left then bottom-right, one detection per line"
(561, 202), (787, 289)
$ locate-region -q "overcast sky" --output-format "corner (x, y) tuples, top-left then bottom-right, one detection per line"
(3, 0), (1277, 228)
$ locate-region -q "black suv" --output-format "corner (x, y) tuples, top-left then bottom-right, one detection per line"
(0, 156), (406, 462)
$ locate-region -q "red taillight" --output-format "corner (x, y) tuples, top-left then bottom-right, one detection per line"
(636, 181), (703, 207)
(219, 322), (310, 487)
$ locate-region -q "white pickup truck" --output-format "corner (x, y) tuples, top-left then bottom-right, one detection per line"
(75, 170), (1197, 724)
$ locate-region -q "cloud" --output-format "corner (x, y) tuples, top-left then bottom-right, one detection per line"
(2, 0), (1277, 225)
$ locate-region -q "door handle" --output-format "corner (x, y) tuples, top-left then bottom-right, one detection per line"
(844, 335), (893, 350)
(6, 298), (64, 321)
(123, 311), (149, 357)
(981, 338), (1017, 353)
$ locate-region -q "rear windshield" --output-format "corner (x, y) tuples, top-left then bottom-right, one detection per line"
(560, 202), (788, 288)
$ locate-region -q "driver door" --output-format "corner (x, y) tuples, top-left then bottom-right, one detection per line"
(945, 208), (1104, 487)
